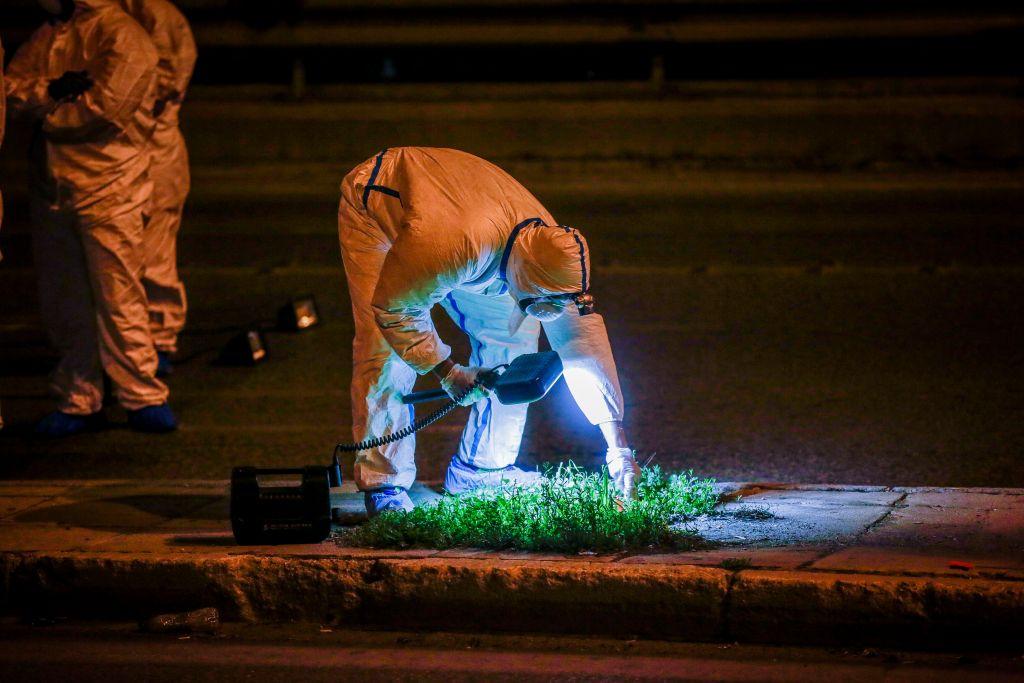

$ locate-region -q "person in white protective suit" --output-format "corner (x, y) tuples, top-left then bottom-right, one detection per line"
(338, 147), (641, 515)
(6, 0), (176, 437)
(119, 0), (196, 376)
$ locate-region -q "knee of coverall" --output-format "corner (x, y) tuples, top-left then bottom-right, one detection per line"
(352, 355), (418, 491)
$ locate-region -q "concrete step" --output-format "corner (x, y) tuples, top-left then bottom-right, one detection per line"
(3, 86), (1020, 169)
(1, 168), (1022, 269)
(190, 13), (1024, 48)
(174, 95), (1024, 166)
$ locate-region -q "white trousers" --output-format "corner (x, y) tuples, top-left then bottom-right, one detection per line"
(31, 181), (168, 414)
(142, 125), (190, 353)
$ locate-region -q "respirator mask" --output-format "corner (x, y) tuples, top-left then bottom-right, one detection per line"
(509, 291), (596, 334)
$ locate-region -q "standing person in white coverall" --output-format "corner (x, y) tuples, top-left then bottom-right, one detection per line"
(5, 0), (176, 437)
(119, 0), (196, 376)
(338, 147), (641, 515)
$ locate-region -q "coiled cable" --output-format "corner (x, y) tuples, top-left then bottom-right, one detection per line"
(333, 375), (492, 456)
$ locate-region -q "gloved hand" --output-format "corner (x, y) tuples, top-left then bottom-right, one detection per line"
(48, 70), (94, 102)
(153, 90), (180, 118)
(606, 447), (641, 501)
(440, 363), (489, 407)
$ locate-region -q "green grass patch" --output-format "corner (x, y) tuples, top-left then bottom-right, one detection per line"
(348, 463), (718, 553)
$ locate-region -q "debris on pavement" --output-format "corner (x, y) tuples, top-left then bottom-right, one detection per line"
(141, 607), (220, 635)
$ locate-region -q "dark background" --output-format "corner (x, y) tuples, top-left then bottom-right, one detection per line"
(1, 0), (1023, 485)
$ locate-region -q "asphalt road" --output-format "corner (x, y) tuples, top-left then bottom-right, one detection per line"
(1, 622), (1021, 682)
(1, 166), (1023, 485)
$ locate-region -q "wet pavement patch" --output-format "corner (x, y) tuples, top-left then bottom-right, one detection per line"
(688, 489), (902, 546)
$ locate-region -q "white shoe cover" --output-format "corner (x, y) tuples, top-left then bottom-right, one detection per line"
(443, 456), (543, 495)
(364, 487), (416, 517)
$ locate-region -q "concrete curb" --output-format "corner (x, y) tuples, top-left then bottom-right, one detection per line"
(1, 553), (728, 641)
(3, 551), (1022, 648)
(729, 570), (1024, 648)
(1, 481), (1021, 647)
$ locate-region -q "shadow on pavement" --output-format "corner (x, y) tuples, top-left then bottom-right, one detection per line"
(13, 494), (225, 527)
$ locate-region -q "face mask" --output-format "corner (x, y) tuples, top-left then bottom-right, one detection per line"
(508, 291), (594, 335)
(524, 300), (567, 322)
(506, 301), (563, 336)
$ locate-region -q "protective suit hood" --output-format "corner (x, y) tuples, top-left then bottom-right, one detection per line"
(504, 224), (590, 333)
(505, 225), (590, 299)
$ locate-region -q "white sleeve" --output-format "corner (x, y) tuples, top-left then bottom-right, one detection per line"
(4, 26), (55, 120)
(543, 309), (625, 425)
(44, 20), (157, 142)
(371, 230), (463, 374)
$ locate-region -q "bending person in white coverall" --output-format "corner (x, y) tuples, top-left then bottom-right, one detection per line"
(6, 0), (176, 436)
(119, 0), (196, 376)
(338, 147), (640, 515)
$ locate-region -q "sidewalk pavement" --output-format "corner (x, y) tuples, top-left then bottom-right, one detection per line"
(0, 480), (1021, 649)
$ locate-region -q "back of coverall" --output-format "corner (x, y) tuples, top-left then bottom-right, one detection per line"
(121, 0), (196, 354)
(5, 0), (168, 415)
(338, 147), (625, 491)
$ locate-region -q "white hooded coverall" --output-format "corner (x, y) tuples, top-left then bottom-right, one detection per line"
(338, 147), (624, 491)
(5, 0), (167, 414)
(121, 0), (196, 354)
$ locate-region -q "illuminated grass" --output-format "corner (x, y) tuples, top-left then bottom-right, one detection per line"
(348, 463), (717, 553)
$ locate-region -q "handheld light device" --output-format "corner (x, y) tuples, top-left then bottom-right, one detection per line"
(401, 350), (563, 405)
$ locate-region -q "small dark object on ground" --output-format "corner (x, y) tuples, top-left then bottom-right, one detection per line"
(278, 295), (320, 332)
(724, 507), (776, 521)
(141, 607), (220, 635)
(218, 329), (268, 366)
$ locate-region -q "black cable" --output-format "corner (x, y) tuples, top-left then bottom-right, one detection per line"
(334, 364), (509, 455)
(333, 379), (480, 455)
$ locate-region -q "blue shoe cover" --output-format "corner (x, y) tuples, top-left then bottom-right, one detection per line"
(156, 351), (173, 378)
(364, 487), (415, 517)
(35, 411), (100, 438)
(443, 456), (542, 495)
(127, 403), (178, 433)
